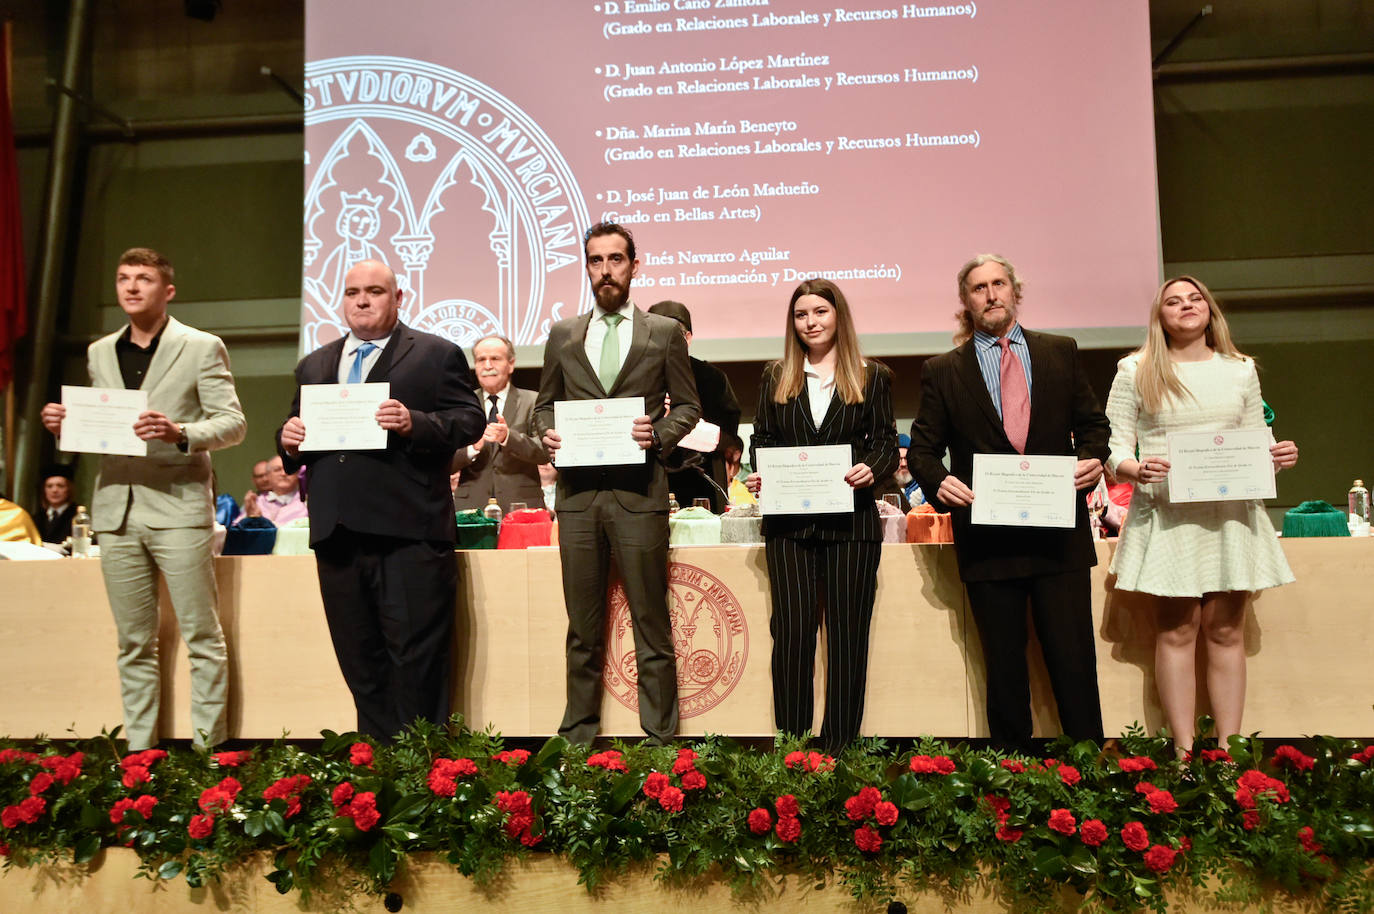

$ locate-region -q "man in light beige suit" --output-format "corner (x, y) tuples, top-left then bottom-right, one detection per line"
(43, 248), (246, 749)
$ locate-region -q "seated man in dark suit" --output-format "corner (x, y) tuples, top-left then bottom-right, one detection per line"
(451, 334), (549, 514)
(647, 300), (741, 513)
(36, 465), (77, 545)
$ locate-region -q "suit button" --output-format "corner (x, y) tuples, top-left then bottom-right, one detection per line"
(338, 454), (347, 463)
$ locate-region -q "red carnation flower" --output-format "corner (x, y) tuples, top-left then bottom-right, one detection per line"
(1238, 769), (1290, 803)
(1351, 745), (1374, 765)
(844, 786), (882, 821)
(1298, 826), (1322, 853)
(2, 796), (46, 829)
(349, 742), (374, 768)
(1135, 781), (1158, 795)
(1273, 745), (1315, 772)
(643, 772), (670, 799)
(427, 758), (478, 796)
(1178, 835), (1192, 852)
(874, 801), (898, 827)
(908, 754), (955, 775)
(1048, 808), (1077, 836)
(747, 807), (772, 835)
(1000, 759), (1025, 773)
(681, 769), (707, 791)
(0, 749), (39, 766)
(784, 750), (806, 768)
(187, 814), (215, 839)
(1234, 784), (1256, 810)
(494, 790), (531, 814)
(212, 750), (252, 768)
(28, 773), (54, 796)
(1058, 765), (1082, 786)
(1199, 748), (1232, 763)
(1117, 756), (1158, 773)
(262, 774), (311, 819)
(984, 794), (1011, 823)
(332, 781), (355, 808)
(1144, 844), (1178, 873)
(39, 752), (83, 785)
(1080, 818), (1108, 846)
(348, 791), (380, 831)
(587, 750), (628, 772)
(121, 766), (151, 788)
(995, 824), (1023, 843)
(1243, 809), (1261, 830)
(198, 776), (242, 814)
(658, 785), (685, 812)
(775, 794), (800, 819)
(775, 815), (801, 843)
(854, 824), (883, 853)
(492, 749), (530, 766)
(1147, 790), (1178, 814)
(1121, 821), (1150, 852)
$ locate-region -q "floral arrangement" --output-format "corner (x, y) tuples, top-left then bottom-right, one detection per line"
(2, 721), (1372, 912)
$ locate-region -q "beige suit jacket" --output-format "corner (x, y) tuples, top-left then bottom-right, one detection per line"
(87, 316), (247, 532)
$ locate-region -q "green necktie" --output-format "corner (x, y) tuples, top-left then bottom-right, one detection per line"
(598, 312), (624, 391)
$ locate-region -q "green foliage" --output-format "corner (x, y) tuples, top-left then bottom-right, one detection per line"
(1, 723), (1371, 911)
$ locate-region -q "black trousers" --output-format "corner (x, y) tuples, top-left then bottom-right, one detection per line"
(965, 569), (1104, 754)
(556, 491), (677, 745)
(764, 536), (882, 754)
(314, 530), (457, 740)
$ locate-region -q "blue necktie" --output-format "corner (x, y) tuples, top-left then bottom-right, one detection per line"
(346, 342), (377, 384)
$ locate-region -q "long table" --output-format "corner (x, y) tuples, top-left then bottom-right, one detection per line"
(0, 539), (1369, 740)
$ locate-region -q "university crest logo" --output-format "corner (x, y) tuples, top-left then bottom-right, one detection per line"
(604, 561), (750, 718)
(302, 55), (592, 351)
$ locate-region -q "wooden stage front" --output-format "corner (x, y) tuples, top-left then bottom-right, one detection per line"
(1, 538), (1369, 741)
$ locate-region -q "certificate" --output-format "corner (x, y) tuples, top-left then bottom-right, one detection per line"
(971, 453), (1076, 528)
(299, 383), (389, 451)
(60, 386), (147, 456)
(1167, 427), (1275, 503)
(553, 397), (646, 467)
(756, 445), (853, 515)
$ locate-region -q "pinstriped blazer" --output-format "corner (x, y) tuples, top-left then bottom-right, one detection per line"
(750, 360), (899, 542)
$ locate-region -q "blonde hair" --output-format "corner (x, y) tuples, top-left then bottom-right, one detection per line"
(772, 278), (867, 405)
(1133, 275), (1247, 414)
(952, 253), (1024, 345)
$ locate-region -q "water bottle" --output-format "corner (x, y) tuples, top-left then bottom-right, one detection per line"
(1349, 479), (1370, 533)
(71, 505), (92, 557)
(667, 492), (680, 514)
(482, 497), (503, 523)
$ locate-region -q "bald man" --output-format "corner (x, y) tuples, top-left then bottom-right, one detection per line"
(278, 259), (485, 739)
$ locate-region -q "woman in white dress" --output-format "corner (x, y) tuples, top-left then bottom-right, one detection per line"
(1105, 276), (1298, 755)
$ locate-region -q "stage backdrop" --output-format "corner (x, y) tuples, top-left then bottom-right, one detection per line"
(302, 0), (1160, 359)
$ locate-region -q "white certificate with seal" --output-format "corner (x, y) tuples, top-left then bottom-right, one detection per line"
(756, 445), (854, 515)
(1167, 427), (1275, 502)
(553, 397), (646, 467)
(971, 453), (1077, 528)
(299, 382), (390, 451)
(60, 385), (147, 456)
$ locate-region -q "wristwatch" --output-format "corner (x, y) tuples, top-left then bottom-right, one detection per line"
(175, 423), (189, 452)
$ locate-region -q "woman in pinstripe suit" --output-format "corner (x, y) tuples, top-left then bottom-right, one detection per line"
(746, 279), (899, 753)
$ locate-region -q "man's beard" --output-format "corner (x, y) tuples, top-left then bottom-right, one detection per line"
(595, 279), (629, 310)
(895, 469), (913, 487)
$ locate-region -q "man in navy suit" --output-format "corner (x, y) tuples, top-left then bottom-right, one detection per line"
(279, 259), (485, 739)
(908, 254), (1109, 753)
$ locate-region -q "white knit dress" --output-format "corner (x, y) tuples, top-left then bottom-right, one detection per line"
(1105, 352), (1294, 598)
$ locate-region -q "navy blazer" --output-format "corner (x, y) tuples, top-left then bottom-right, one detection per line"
(750, 360), (899, 542)
(908, 328), (1110, 582)
(279, 322), (485, 545)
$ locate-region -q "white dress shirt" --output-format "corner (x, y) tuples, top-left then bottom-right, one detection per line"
(803, 362), (836, 428)
(337, 332), (393, 384)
